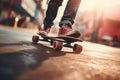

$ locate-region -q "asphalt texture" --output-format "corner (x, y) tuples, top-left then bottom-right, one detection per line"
(0, 25), (120, 80)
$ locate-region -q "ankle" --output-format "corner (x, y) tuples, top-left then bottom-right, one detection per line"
(59, 20), (72, 27)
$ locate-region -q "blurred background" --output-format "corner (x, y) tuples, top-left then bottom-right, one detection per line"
(0, 0), (120, 47)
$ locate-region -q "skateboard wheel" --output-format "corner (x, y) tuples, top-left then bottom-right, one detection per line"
(73, 44), (83, 53)
(32, 35), (39, 43)
(53, 41), (63, 51)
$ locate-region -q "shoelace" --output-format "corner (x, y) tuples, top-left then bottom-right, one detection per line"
(59, 27), (67, 34)
(45, 28), (51, 33)
(59, 26), (72, 34)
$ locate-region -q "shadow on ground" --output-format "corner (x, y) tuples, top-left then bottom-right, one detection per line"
(0, 41), (66, 80)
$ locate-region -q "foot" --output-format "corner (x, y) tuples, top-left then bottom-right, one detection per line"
(38, 25), (51, 36)
(58, 24), (81, 38)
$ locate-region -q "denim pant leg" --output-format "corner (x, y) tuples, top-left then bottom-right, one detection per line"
(44, 0), (63, 29)
(60, 0), (81, 26)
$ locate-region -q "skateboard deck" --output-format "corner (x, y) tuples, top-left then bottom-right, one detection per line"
(32, 33), (83, 53)
(38, 33), (82, 42)
(52, 35), (83, 43)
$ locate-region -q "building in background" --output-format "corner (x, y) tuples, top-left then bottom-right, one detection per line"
(75, 1), (120, 47)
(0, 0), (43, 28)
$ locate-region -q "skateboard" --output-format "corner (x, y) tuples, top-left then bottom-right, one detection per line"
(32, 33), (83, 53)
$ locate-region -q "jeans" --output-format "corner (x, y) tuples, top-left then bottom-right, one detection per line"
(44, 0), (81, 28)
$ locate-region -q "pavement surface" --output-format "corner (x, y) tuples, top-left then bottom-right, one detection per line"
(0, 25), (120, 80)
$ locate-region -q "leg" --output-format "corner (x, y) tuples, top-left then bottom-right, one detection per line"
(58, 0), (81, 38)
(39, 0), (63, 36)
(44, 0), (63, 29)
(59, 0), (81, 27)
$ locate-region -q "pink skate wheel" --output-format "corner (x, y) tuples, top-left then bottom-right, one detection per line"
(53, 41), (63, 51)
(32, 35), (39, 43)
(73, 44), (83, 53)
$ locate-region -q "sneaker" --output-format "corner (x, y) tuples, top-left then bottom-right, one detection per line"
(58, 24), (81, 38)
(38, 25), (51, 36)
